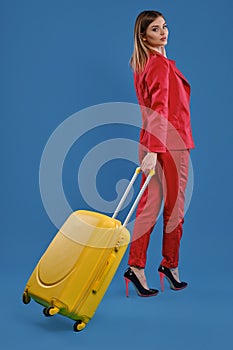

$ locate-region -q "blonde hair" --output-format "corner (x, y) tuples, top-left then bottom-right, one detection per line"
(130, 10), (165, 73)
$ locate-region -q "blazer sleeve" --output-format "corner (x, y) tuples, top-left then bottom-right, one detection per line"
(144, 56), (170, 153)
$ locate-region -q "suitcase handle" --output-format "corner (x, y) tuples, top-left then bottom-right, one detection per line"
(92, 168), (155, 294)
(112, 167), (155, 227)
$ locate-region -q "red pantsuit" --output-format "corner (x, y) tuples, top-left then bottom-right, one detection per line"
(128, 50), (195, 269)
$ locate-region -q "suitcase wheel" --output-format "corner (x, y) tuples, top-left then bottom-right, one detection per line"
(43, 306), (59, 317)
(73, 320), (86, 332)
(22, 291), (31, 304)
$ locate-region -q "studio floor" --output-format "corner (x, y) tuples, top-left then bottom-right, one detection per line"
(2, 244), (232, 350)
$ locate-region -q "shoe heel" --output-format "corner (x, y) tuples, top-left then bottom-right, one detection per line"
(159, 272), (165, 292)
(124, 277), (130, 297)
(158, 265), (188, 291)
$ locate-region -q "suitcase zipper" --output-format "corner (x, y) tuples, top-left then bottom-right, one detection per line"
(92, 251), (116, 293)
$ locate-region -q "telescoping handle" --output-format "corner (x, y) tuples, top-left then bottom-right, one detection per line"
(112, 167), (155, 227)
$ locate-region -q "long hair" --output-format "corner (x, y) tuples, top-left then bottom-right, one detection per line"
(130, 10), (165, 73)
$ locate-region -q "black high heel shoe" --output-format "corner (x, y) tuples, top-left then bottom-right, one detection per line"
(158, 265), (188, 291)
(124, 267), (159, 297)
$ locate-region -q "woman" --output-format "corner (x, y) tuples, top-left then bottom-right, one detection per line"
(124, 10), (195, 297)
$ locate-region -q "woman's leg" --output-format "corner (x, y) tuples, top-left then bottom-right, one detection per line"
(160, 150), (190, 269)
(128, 164), (163, 268)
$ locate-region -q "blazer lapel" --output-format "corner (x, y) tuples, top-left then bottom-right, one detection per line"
(148, 51), (190, 86)
(169, 60), (190, 86)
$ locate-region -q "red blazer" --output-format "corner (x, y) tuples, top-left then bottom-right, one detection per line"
(134, 51), (195, 153)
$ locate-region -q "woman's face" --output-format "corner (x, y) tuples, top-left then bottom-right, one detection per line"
(143, 16), (168, 49)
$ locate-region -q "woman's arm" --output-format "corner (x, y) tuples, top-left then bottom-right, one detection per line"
(144, 56), (170, 153)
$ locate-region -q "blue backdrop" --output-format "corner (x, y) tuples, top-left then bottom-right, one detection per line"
(1, 0), (233, 349)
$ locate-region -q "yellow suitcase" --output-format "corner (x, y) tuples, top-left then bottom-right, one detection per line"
(22, 168), (154, 332)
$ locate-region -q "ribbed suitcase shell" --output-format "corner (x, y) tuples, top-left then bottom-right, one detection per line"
(23, 210), (130, 331)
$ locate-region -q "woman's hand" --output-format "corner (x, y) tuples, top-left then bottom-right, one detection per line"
(141, 152), (157, 173)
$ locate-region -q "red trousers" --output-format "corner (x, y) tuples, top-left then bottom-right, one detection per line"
(128, 149), (190, 269)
